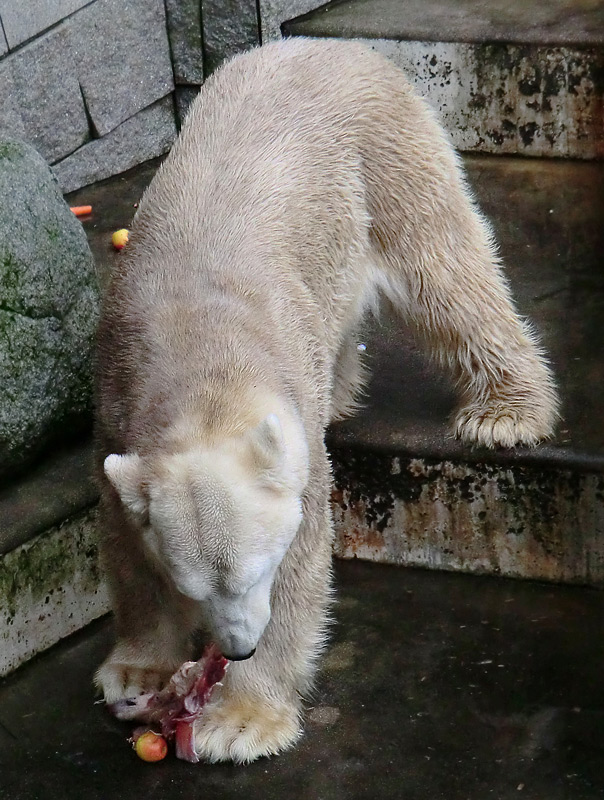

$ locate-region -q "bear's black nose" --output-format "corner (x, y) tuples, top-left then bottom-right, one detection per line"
(224, 648), (256, 662)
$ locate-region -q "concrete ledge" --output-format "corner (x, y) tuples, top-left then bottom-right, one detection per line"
(283, 1), (604, 159)
(369, 39), (604, 159)
(0, 440), (98, 556)
(331, 447), (604, 586)
(281, 0), (604, 47)
(0, 505), (109, 677)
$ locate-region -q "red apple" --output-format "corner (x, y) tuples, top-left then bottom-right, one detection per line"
(134, 730), (168, 762)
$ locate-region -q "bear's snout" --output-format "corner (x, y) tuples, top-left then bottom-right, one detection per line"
(224, 647), (257, 662)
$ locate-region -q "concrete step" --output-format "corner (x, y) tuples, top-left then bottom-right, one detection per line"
(0, 440), (106, 676)
(328, 155), (604, 586)
(282, 0), (604, 159)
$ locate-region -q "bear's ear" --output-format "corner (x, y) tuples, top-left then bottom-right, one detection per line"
(104, 453), (147, 517)
(248, 413), (284, 472)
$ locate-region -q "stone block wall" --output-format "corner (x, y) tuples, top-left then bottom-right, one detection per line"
(168, 0), (261, 122)
(0, 0), (177, 192)
(0, 0), (264, 193)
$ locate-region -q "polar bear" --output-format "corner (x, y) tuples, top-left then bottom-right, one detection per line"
(94, 38), (558, 763)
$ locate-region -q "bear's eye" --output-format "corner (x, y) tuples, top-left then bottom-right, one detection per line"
(222, 582), (251, 599)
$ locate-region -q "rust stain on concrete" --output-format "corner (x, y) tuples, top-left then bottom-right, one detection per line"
(330, 449), (604, 586)
(366, 39), (604, 159)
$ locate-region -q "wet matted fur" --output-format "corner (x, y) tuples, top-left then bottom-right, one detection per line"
(94, 38), (558, 763)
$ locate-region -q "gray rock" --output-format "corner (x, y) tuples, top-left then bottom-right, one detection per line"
(52, 96), (177, 193)
(203, 0), (260, 75)
(0, 139), (99, 476)
(175, 85), (200, 128)
(165, 0), (204, 84)
(0, 0), (89, 48)
(8, 25), (90, 164)
(69, 0), (174, 137)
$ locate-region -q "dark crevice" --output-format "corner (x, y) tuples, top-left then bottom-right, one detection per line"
(78, 81), (99, 140)
(49, 138), (88, 166)
(162, 0), (181, 131)
(0, 717), (17, 741)
(255, 0), (263, 46)
(0, 14), (9, 51)
(162, 0), (178, 88)
(169, 90), (181, 132)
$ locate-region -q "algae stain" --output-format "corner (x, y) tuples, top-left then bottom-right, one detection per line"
(0, 142), (23, 161)
(0, 510), (100, 617)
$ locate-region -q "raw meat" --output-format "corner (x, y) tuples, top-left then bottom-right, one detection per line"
(108, 644), (228, 762)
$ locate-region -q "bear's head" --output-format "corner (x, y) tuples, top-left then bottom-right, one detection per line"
(104, 411), (309, 661)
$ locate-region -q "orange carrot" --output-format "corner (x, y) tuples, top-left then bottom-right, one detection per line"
(70, 205), (92, 217)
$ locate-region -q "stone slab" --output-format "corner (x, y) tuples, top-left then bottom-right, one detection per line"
(202, 0), (260, 75)
(8, 24), (90, 163)
(175, 85), (200, 127)
(52, 96), (177, 193)
(165, 0), (203, 84)
(282, 0), (604, 47)
(0, 440), (98, 556)
(69, 0), (174, 137)
(0, 506), (108, 677)
(0, 0), (90, 49)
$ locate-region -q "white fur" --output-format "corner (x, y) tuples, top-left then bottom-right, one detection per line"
(94, 38), (559, 763)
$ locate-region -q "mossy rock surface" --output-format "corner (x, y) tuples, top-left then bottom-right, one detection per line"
(0, 139), (98, 476)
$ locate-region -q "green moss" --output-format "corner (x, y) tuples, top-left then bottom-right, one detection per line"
(45, 225), (61, 243)
(0, 142), (23, 161)
(1, 250), (19, 286)
(0, 509), (100, 618)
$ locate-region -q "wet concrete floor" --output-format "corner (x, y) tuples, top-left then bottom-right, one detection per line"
(0, 559), (602, 800)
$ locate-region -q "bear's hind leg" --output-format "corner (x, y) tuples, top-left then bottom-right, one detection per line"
(363, 97), (559, 447)
(329, 334), (369, 422)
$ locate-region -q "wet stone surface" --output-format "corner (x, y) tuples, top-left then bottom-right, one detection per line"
(282, 0), (604, 46)
(0, 560), (602, 799)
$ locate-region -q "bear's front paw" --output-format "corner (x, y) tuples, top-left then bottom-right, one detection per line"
(454, 399), (553, 449)
(95, 657), (176, 707)
(194, 694), (302, 764)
